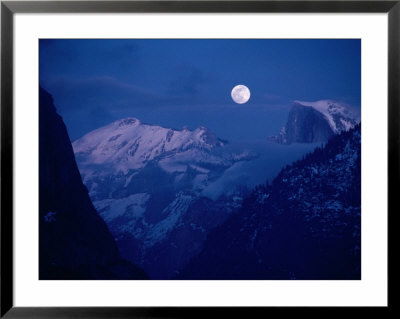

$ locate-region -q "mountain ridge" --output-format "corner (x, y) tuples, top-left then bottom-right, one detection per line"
(178, 124), (361, 279)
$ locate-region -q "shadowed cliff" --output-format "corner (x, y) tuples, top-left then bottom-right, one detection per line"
(39, 87), (148, 279)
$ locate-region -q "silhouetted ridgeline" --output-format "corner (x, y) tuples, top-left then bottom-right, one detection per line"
(39, 87), (148, 279)
(178, 124), (361, 279)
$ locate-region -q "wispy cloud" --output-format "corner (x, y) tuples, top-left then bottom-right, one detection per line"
(40, 75), (170, 110)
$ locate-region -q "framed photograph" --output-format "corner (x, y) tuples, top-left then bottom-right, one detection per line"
(1, 0), (396, 317)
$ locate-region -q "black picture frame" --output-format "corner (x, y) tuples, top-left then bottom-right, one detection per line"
(1, 1), (397, 317)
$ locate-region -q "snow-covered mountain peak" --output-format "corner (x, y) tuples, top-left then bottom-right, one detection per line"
(71, 117), (255, 278)
(113, 117), (141, 128)
(72, 117), (228, 172)
(293, 100), (359, 133)
(193, 126), (224, 147)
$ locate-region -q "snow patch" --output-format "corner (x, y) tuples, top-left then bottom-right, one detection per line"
(95, 193), (150, 223)
(44, 211), (57, 223)
(293, 100), (358, 133)
(144, 193), (193, 247)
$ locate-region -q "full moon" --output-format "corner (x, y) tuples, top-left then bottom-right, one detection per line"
(231, 84), (251, 104)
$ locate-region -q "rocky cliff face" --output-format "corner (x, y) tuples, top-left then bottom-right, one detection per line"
(271, 100), (359, 144)
(279, 103), (334, 143)
(39, 87), (147, 279)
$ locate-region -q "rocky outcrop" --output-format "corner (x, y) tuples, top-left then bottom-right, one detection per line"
(271, 100), (359, 144)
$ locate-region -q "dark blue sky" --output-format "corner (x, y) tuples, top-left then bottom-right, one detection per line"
(39, 39), (361, 141)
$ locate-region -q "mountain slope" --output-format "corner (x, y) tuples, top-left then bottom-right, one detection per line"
(39, 87), (147, 279)
(179, 124), (361, 279)
(272, 100), (359, 144)
(72, 118), (253, 278)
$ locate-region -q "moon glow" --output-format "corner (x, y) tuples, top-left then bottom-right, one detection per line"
(231, 85), (251, 104)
